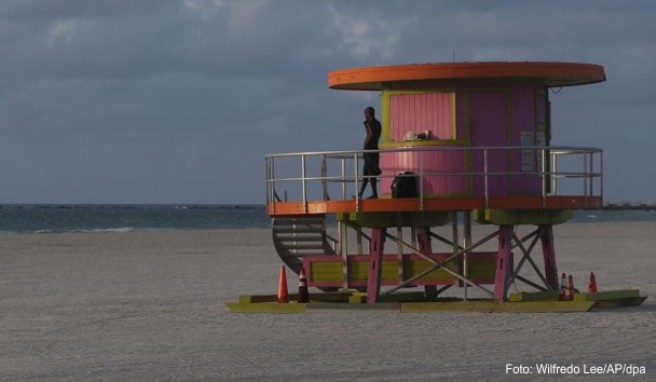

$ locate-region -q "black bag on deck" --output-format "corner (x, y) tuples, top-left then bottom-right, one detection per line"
(391, 171), (418, 198)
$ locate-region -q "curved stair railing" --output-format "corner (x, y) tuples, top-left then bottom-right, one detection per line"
(271, 215), (338, 274)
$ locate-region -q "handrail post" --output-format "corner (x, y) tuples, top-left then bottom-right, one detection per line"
(354, 152), (360, 212)
(341, 157), (346, 200)
(301, 154), (307, 213)
(583, 152), (588, 208)
(321, 154), (328, 201)
(419, 150), (424, 211)
(541, 148), (547, 208)
(269, 157), (276, 214)
(551, 151), (557, 196)
(600, 150), (604, 203)
(265, 157), (270, 205)
(483, 149), (489, 209)
(463, 210), (472, 301)
(589, 151), (594, 203)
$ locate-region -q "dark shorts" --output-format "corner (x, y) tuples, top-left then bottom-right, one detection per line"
(363, 152), (381, 176)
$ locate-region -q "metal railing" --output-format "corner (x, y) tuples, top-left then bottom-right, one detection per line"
(265, 146), (603, 210)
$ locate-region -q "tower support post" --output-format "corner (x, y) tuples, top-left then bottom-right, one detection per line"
(417, 227), (438, 300)
(367, 228), (386, 303)
(495, 225), (514, 301)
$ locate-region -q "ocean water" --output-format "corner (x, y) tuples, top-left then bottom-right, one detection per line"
(0, 204), (654, 234)
(0, 205), (269, 233)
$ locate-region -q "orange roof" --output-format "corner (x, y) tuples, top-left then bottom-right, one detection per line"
(328, 62), (605, 90)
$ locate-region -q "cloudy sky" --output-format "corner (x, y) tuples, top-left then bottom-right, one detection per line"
(1, 0), (654, 204)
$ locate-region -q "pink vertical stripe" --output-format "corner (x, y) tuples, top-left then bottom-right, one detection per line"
(390, 93), (453, 141)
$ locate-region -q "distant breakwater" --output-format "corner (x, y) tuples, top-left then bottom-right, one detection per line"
(603, 202), (656, 211)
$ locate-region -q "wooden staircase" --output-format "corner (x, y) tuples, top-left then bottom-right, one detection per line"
(271, 214), (337, 274)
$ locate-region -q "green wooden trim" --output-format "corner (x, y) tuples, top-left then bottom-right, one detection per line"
(509, 291), (561, 302)
(593, 297), (647, 308)
(349, 293), (367, 303)
(338, 212), (396, 227)
(402, 260), (458, 283)
(239, 294), (277, 303)
(382, 291), (428, 302)
(474, 209), (572, 225)
(238, 293), (354, 303)
(573, 289), (640, 301)
(312, 261), (345, 283)
(227, 294), (645, 313)
(338, 211), (451, 228)
(574, 290), (646, 308)
(228, 300), (596, 313)
(226, 302), (307, 313)
(382, 86), (391, 144)
(401, 300), (595, 313)
(308, 255), (492, 286)
(306, 302), (401, 311)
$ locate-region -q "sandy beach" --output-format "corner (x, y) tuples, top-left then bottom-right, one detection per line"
(1, 222), (655, 381)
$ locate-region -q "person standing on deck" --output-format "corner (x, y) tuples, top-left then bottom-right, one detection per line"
(359, 106), (382, 199)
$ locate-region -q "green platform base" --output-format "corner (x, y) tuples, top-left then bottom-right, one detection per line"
(474, 209), (573, 225)
(226, 289), (646, 313)
(338, 211), (451, 228)
(226, 301), (307, 313)
(401, 300), (594, 313)
(508, 291), (561, 302)
(225, 299), (594, 313)
(573, 289), (648, 308)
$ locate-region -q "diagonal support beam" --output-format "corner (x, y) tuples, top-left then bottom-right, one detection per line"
(511, 227), (541, 250)
(511, 230), (550, 289)
(380, 229), (500, 299)
(384, 231), (434, 264)
(515, 275), (548, 292)
(540, 224), (559, 290)
(429, 231), (465, 252)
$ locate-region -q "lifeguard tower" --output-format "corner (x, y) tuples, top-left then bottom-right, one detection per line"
(229, 62), (645, 313)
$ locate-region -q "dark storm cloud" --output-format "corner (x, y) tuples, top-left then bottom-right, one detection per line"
(0, 0), (654, 203)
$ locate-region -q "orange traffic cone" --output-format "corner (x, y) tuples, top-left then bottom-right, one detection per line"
(566, 274), (575, 301)
(588, 272), (598, 294)
(559, 272), (567, 301)
(277, 266), (289, 304)
(297, 268), (309, 303)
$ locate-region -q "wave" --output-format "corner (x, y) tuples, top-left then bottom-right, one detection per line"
(30, 227), (138, 234)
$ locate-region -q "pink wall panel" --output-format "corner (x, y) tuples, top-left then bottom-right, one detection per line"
(511, 84), (541, 194)
(465, 86), (541, 197)
(379, 150), (468, 196)
(378, 84), (544, 199)
(469, 91), (509, 197)
(511, 84), (535, 146)
(456, 84), (468, 142)
(536, 91), (546, 124)
(390, 93), (453, 141)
